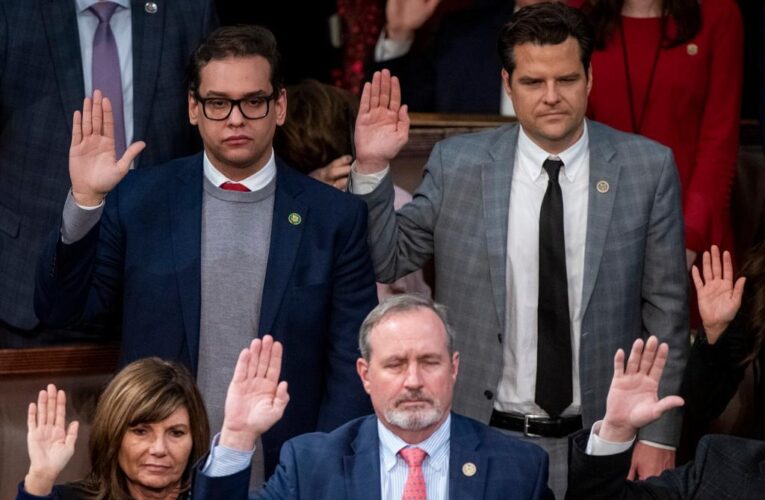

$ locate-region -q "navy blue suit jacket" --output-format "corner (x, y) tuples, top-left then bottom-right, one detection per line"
(0, 0), (215, 332)
(372, 2), (514, 114)
(34, 154), (378, 475)
(194, 413), (553, 499)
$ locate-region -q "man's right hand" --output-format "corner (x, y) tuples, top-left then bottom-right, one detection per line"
(385, 0), (441, 42)
(69, 90), (145, 207)
(599, 337), (685, 443)
(354, 70), (410, 174)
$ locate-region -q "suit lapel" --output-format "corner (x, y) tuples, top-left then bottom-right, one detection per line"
(482, 126), (518, 333)
(449, 415), (489, 499)
(41, 0), (85, 133)
(258, 164), (307, 335)
(170, 156), (203, 371)
(344, 417), (383, 500)
(581, 122), (620, 314)
(130, 0), (165, 150)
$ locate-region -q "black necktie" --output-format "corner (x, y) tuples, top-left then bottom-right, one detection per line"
(535, 158), (573, 418)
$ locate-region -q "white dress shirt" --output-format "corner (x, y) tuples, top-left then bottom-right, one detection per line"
(76, 0), (134, 144)
(203, 149), (277, 192)
(379, 415), (451, 500)
(495, 124), (590, 417)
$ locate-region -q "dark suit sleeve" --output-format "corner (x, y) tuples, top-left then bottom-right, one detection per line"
(638, 149), (689, 446)
(34, 191), (125, 330)
(259, 440), (299, 499)
(682, 314), (752, 431)
(316, 200), (376, 430)
(192, 458), (252, 500)
(567, 430), (694, 500)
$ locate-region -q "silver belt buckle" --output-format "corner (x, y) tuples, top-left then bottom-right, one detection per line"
(523, 414), (546, 438)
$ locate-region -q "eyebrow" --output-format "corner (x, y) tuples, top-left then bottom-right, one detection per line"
(200, 90), (273, 98)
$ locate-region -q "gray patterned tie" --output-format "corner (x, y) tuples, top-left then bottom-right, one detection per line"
(90, 1), (126, 157)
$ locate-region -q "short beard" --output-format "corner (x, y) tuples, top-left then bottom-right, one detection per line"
(383, 390), (444, 431)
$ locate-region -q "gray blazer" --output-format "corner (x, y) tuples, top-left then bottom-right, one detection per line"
(359, 120), (688, 445)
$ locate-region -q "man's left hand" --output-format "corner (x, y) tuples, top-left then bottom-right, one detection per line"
(628, 441), (675, 480)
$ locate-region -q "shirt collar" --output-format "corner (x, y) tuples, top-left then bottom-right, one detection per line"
(378, 414), (451, 473)
(517, 121), (589, 183)
(203, 149), (277, 192)
(77, 0), (130, 13)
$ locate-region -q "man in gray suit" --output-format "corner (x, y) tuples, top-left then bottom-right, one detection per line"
(350, 3), (688, 496)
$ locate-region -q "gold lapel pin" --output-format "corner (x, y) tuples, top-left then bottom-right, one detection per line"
(288, 212), (302, 225)
(462, 462), (477, 477)
(596, 180), (610, 194)
(687, 43), (698, 56)
(145, 2), (158, 14)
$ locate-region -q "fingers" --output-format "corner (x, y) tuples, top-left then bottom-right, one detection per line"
(265, 338), (283, 383)
(733, 277), (746, 302)
(691, 265), (703, 292)
(627, 463), (637, 481)
(370, 71), (381, 109)
(274, 381), (290, 412)
(117, 141), (146, 172)
(92, 90), (103, 136)
(71, 111), (83, 148)
(82, 96), (93, 137)
(710, 245), (722, 280)
(398, 104), (410, 136)
(646, 340), (668, 383)
(55, 389), (67, 430)
(256, 335), (273, 380)
(231, 346), (250, 385)
(28, 402), (38, 432)
(653, 395), (684, 417)
(625, 338), (644, 375)
(638, 336), (659, 376)
(612, 348), (625, 379)
(702, 249), (712, 283)
(390, 74), (402, 111)
(103, 95), (115, 140)
(359, 82), (371, 114)
(46, 384), (57, 430)
(65, 421), (80, 448)
(379, 70), (391, 109)
(247, 337), (263, 381)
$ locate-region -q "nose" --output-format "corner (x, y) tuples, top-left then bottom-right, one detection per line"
(227, 102), (245, 126)
(403, 363), (423, 389)
(542, 81), (561, 105)
(149, 435), (168, 456)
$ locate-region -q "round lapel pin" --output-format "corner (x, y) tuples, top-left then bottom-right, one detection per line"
(687, 43), (698, 56)
(288, 212), (302, 225)
(596, 180), (609, 194)
(462, 462), (477, 477)
(145, 2), (158, 14)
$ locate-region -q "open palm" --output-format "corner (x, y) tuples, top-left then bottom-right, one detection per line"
(221, 336), (289, 450)
(691, 245), (745, 343)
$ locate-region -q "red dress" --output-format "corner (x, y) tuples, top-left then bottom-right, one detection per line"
(588, 0), (743, 254)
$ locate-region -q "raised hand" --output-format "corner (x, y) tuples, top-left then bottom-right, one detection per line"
(354, 70), (410, 174)
(385, 0), (442, 41)
(220, 336), (290, 451)
(69, 90), (146, 206)
(309, 155), (353, 191)
(24, 384), (79, 496)
(599, 337), (684, 444)
(691, 245), (745, 344)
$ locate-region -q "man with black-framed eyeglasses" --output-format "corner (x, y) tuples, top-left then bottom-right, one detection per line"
(34, 25), (378, 492)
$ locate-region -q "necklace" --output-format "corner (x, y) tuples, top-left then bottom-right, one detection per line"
(619, 16), (665, 134)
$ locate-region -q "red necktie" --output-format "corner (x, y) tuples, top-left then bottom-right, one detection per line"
(400, 447), (427, 500)
(219, 181), (250, 192)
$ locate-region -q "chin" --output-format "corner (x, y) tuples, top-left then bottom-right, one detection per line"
(385, 406), (443, 431)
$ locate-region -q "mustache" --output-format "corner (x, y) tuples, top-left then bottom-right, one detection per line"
(394, 390), (433, 407)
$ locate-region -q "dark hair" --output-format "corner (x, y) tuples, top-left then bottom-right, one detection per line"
(274, 80), (359, 175)
(738, 242), (765, 364)
(498, 3), (595, 78)
(80, 358), (210, 500)
(584, 0), (701, 49)
(187, 25), (284, 94)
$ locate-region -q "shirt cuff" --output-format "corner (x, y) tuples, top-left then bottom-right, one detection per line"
(586, 421), (635, 456)
(638, 440), (676, 451)
(349, 162), (389, 195)
(374, 30), (414, 62)
(201, 433), (255, 478)
(60, 190), (104, 244)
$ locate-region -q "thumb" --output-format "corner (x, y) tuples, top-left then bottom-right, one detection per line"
(65, 421), (79, 449)
(653, 396), (684, 418)
(117, 141), (147, 172)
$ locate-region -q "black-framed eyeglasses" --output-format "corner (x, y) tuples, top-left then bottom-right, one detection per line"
(194, 90), (279, 121)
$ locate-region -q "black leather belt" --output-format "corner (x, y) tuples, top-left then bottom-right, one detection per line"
(490, 410), (582, 438)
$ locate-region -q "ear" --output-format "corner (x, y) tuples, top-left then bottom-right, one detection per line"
(585, 63), (593, 97)
(188, 92), (199, 126)
(451, 351), (460, 383)
(501, 69), (512, 100)
(356, 358), (372, 395)
(274, 88), (287, 126)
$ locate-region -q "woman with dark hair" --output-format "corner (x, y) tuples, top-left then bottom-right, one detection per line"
(685, 244), (765, 440)
(586, 0), (743, 269)
(17, 337), (288, 499)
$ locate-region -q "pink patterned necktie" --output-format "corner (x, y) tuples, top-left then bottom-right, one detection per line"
(399, 447), (428, 500)
(90, 1), (126, 158)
